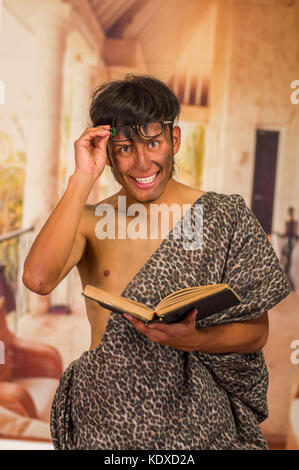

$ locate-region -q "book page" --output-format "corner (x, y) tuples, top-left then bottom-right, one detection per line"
(83, 285), (153, 319)
(156, 284), (228, 311)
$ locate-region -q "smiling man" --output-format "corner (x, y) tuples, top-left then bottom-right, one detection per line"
(107, 120), (176, 202)
(22, 74), (291, 450)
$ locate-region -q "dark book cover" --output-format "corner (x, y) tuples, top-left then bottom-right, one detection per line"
(82, 287), (241, 324)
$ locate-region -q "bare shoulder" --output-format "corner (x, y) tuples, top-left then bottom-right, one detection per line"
(175, 182), (206, 204)
(85, 193), (120, 214)
(81, 193), (120, 235)
(191, 187), (206, 199)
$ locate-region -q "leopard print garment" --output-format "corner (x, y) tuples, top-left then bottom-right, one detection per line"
(50, 191), (291, 450)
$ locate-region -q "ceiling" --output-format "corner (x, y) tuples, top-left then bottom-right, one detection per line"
(87, 0), (217, 106)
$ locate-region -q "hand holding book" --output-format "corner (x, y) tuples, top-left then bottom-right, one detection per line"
(123, 306), (202, 352)
(82, 283), (241, 325)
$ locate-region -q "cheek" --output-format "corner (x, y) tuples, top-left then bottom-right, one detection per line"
(161, 150), (173, 168)
(112, 157), (134, 175)
(151, 143), (172, 164)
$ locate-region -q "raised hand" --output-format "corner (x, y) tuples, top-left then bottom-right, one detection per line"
(73, 125), (111, 183)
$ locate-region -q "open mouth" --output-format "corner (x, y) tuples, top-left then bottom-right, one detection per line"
(130, 171), (160, 188)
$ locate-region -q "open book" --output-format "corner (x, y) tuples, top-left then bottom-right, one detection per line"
(82, 283), (241, 324)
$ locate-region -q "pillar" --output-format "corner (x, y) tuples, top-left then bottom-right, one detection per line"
(21, 0), (71, 314)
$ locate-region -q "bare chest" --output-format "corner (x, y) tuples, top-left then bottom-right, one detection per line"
(79, 191), (204, 293)
(81, 235), (165, 296)
(78, 235), (166, 350)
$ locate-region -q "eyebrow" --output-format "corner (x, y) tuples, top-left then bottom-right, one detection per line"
(112, 135), (163, 148)
(113, 142), (132, 147)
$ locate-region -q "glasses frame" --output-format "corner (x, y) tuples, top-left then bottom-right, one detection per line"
(109, 120), (174, 142)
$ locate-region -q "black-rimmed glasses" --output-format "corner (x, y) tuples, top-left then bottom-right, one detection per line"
(109, 120), (173, 142)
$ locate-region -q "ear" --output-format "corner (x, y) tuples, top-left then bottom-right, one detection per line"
(171, 125), (181, 155)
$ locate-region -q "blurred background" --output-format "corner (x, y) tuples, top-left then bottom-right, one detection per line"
(0, 0), (298, 450)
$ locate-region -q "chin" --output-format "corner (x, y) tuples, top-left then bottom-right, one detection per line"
(131, 190), (163, 203)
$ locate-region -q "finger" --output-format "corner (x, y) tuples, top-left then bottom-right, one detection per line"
(149, 309), (198, 331)
(123, 314), (149, 333)
(181, 308), (198, 324)
(92, 134), (110, 149)
(79, 125), (110, 137)
(80, 131), (111, 144)
(76, 127), (111, 145)
(147, 322), (179, 342)
(147, 317), (168, 331)
(123, 314), (169, 344)
(85, 124), (111, 134)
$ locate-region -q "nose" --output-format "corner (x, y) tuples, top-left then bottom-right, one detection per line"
(133, 142), (153, 170)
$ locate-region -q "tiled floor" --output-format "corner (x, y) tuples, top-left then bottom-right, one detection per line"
(261, 289), (299, 440)
(0, 439), (53, 450)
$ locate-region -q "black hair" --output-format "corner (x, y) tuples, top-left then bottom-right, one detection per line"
(89, 74), (180, 128)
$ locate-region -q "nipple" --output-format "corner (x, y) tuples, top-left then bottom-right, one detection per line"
(104, 270), (110, 277)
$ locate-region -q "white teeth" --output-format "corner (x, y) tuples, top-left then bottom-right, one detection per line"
(135, 173), (157, 184)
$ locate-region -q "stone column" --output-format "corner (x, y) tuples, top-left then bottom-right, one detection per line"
(21, 0), (71, 314)
(203, 0), (233, 192)
(61, 33), (98, 190)
(50, 32), (98, 312)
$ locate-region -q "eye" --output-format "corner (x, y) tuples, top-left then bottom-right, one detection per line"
(148, 140), (159, 149)
(120, 145), (132, 153)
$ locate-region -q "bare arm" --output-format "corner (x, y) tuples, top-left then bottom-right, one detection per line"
(124, 310), (269, 353)
(22, 174), (92, 294)
(22, 125), (111, 295)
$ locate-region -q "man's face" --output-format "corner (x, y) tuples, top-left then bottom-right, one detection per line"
(106, 125), (181, 203)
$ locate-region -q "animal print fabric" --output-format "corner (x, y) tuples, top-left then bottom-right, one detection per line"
(50, 191), (291, 450)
